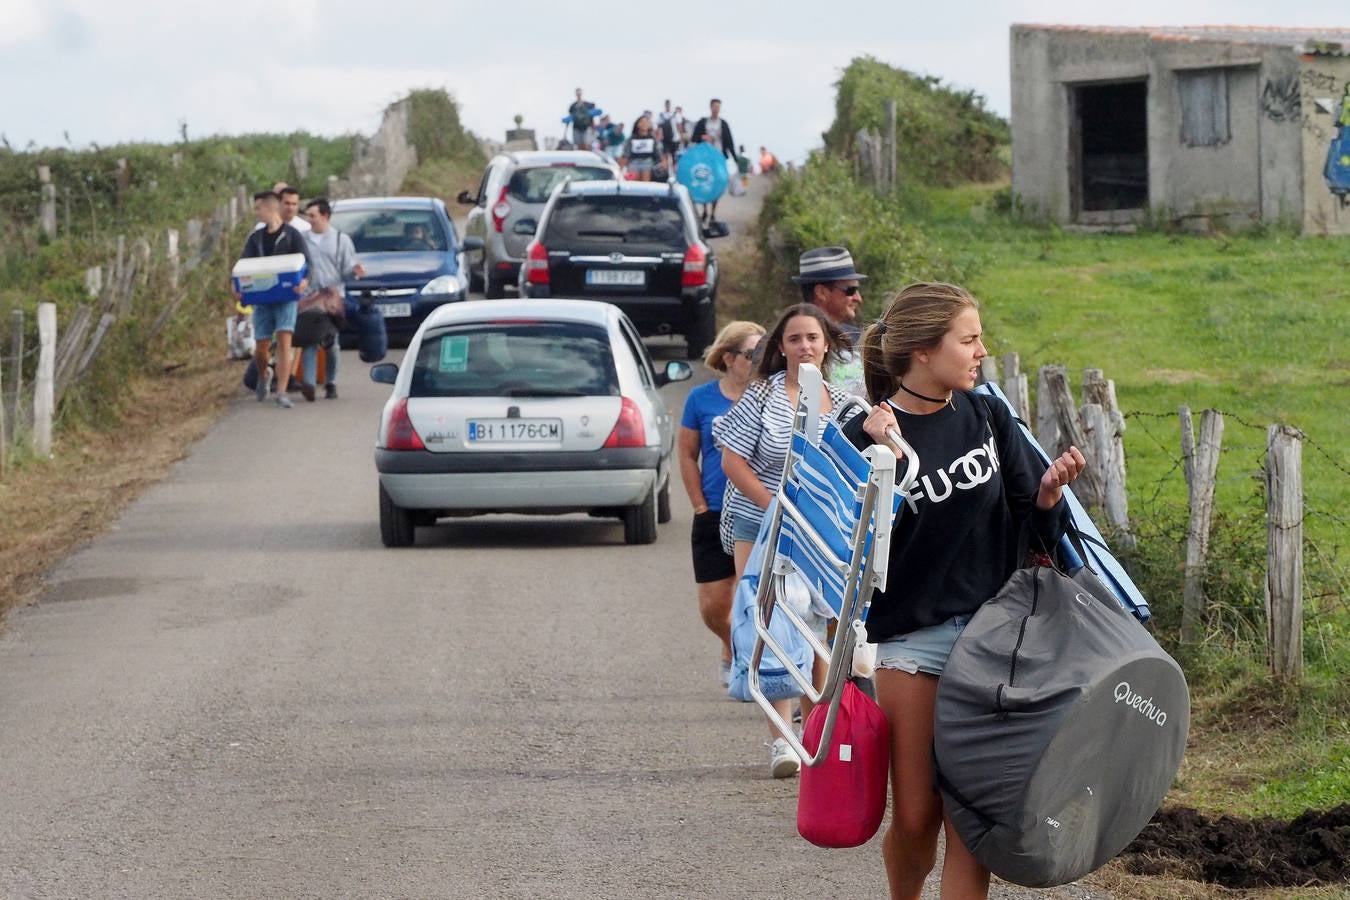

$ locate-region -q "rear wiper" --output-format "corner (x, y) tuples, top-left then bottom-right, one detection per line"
(501, 388), (586, 397)
(576, 230), (626, 239)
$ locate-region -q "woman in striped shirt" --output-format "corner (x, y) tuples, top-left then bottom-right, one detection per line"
(713, 303), (852, 778)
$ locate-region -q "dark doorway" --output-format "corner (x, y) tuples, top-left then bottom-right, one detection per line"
(1070, 80), (1149, 216)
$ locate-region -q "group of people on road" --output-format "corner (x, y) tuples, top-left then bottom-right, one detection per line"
(678, 247), (1087, 900)
(233, 183), (364, 407)
(563, 91), (777, 207)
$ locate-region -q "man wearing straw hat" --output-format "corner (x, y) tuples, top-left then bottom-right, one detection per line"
(792, 246), (868, 399)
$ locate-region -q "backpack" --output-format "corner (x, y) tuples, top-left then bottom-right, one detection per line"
(726, 499), (814, 703)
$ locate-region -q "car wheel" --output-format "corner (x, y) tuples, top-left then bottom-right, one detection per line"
(623, 482), (659, 545)
(468, 254), (484, 293)
(484, 262), (506, 300)
(657, 476), (672, 524)
(379, 483), (415, 547)
(686, 303), (716, 360)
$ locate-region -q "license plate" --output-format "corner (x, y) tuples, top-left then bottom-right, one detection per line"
(586, 269), (645, 286)
(379, 303), (411, 318)
(467, 418), (563, 442)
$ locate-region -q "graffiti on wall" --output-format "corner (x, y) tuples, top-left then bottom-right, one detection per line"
(1320, 79), (1350, 207)
(1261, 75), (1302, 122)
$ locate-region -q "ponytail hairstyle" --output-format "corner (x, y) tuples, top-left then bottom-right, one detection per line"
(755, 303), (850, 381)
(859, 282), (979, 405)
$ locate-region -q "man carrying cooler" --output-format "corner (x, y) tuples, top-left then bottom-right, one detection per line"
(236, 190), (313, 409)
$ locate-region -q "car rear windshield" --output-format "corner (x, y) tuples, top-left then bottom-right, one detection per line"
(330, 208), (449, 253)
(508, 165), (614, 203)
(544, 195), (685, 245)
(409, 322), (619, 398)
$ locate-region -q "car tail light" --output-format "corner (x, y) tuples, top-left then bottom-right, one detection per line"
(525, 241), (550, 285)
(603, 398), (646, 448)
(491, 186), (511, 232)
(682, 243), (708, 287)
(385, 398), (425, 450)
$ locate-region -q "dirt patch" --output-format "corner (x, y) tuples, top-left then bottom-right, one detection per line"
(0, 355), (238, 623)
(1121, 804), (1350, 889)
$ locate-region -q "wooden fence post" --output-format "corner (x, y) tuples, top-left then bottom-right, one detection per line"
(1265, 425), (1303, 681)
(53, 304), (92, 404)
(1181, 409), (1224, 644)
(1036, 364), (1059, 454)
(33, 303), (56, 458)
(1040, 365), (1103, 508)
(0, 350), (7, 473)
(978, 358), (998, 386)
(166, 229), (180, 289)
(291, 145), (310, 182)
(884, 99), (897, 191)
(1179, 405), (1196, 493)
(1083, 368), (1131, 542)
(5, 309), (21, 437)
(37, 166), (57, 240)
(1001, 352), (1030, 422)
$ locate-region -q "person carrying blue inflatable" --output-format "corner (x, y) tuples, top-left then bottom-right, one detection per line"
(689, 98), (737, 225)
(562, 88), (602, 149)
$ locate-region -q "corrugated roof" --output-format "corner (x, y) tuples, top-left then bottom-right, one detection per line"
(1014, 24), (1350, 55)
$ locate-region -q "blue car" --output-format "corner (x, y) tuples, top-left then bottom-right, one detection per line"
(331, 197), (483, 346)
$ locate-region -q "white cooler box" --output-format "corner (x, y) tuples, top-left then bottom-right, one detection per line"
(232, 254), (307, 305)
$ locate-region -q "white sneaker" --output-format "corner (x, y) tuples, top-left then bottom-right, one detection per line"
(769, 738), (800, 779)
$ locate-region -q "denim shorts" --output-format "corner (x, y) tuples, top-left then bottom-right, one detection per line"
(875, 614), (971, 677)
(252, 300), (298, 340)
(731, 511), (762, 543)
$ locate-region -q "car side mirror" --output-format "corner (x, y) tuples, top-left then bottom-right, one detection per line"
(461, 236), (484, 252)
(370, 363), (399, 384)
(656, 360), (693, 387)
(456, 190), (475, 206)
(512, 219), (537, 236)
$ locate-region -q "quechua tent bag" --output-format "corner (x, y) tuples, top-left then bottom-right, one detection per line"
(934, 565), (1189, 887)
(797, 680), (890, 848)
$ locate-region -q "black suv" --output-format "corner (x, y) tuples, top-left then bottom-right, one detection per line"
(517, 180), (721, 359)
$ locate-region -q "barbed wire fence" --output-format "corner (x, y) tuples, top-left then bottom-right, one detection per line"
(1, 180), (251, 473)
(983, 357), (1348, 683)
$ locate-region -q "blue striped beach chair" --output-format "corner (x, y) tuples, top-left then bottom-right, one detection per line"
(749, 364), (921, 765)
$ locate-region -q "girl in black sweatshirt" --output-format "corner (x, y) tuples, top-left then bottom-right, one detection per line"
(844, 282), (1084, 900)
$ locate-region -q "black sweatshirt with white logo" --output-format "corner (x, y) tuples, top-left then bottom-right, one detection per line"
(843, 391), (1068, 642)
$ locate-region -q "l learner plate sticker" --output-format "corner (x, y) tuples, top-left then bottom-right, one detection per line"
(439, 336), (468, 372)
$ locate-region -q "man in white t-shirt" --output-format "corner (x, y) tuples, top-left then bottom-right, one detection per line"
(792, 246), (868, 399)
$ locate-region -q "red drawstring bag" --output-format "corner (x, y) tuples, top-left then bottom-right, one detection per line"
(797, 680), (891, 848)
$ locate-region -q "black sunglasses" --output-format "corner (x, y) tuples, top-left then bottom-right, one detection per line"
(833, 284), (861, 296)
(733, 348), (757, 359)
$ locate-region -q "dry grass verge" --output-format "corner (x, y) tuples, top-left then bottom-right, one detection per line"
(0, 354), (238, 624)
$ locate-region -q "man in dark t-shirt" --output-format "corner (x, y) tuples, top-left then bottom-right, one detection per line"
(236, 190), (312, 408)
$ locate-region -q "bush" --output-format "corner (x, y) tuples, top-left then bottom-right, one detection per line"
(405, 89), (483, 165)
(823, 57), (1009, 187)
(745, 154), (968, 323)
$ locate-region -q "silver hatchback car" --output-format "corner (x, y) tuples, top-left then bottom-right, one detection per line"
(458, 151), (620, 298)
(370, 299), (692, 547)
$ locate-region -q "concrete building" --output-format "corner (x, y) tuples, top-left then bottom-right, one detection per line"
(1011, 25), (1350, 234)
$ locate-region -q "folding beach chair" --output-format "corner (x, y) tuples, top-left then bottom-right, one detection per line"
(748, 364), (920, 765)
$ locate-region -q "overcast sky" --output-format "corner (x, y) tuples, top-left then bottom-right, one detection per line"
(2, 0), (1346, 164)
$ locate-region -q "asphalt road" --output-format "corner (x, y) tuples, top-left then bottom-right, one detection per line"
(0, 183), (1112, 899)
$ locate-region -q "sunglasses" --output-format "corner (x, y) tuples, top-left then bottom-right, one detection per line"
(833, 285), (861, 297)
(732, 347), (757, 359)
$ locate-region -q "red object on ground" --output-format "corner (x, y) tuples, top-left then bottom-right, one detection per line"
(797, 680), (891, 848)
